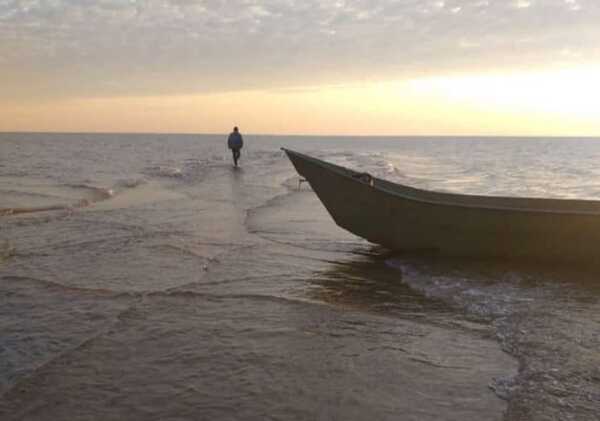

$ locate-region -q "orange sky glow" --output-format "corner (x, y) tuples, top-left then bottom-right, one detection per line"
(1, 1), (599, 136)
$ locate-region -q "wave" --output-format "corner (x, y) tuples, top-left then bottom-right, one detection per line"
(114, 178), (147, 189)
(64, 183), (114, 201)
(1, 275), (136, 297)
(322, 151), (408, 184)
(3, 177), (177, 217)
(1, 204), (69, 216)
(0, 189), (61, 200)
(145, 289), (325, 309)
(0, 184), (114, 216)
(142, 165), (183, 178)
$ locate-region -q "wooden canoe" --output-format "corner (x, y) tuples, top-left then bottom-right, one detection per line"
(282, 148), (600, 263)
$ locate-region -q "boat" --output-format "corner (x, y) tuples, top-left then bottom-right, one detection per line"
(282, 148), (600, 263)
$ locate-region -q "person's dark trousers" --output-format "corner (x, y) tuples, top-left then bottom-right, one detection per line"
(232, 148), (241, 166)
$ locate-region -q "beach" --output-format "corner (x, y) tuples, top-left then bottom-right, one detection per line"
(1, 133), (599, 420)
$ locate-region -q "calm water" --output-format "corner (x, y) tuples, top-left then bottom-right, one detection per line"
(1, 133), (599, 420)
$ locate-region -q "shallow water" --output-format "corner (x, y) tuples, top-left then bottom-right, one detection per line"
(1, 133), (599, 420)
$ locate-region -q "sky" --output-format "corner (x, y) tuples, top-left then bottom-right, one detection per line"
(1, 0), (600, 135)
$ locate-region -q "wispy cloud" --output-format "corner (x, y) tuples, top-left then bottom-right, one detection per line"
(1, 0), (599, 99)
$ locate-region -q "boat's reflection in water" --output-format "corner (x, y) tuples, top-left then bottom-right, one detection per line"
(309, 249), (600, 420)
(307, 250), (454, 322)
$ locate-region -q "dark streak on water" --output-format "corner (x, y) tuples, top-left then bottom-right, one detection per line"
(1, 133), (599, 420)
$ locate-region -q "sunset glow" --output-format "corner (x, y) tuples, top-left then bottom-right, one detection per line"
(1, 0), (599, 135)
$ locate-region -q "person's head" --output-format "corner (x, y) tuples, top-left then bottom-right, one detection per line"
(233, 126), (239, 132)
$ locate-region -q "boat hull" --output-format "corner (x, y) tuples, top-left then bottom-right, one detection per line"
(283, 149), (600, 263)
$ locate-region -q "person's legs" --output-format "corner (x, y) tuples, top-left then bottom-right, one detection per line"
(232, 148), (240, 166)
(233, 149), (240, 167)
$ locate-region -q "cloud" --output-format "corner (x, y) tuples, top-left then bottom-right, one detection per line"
(513, 0), (532, 9)
(1, 0), (599, 100)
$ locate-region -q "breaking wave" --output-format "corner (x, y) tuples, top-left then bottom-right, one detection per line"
(0, 180), (152, 217)
(142, 165), (183, 178)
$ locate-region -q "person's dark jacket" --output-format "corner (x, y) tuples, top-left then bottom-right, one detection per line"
(228, 132), (243, 149)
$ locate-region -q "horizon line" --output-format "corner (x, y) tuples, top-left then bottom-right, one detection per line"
(2, 130), (600, 139)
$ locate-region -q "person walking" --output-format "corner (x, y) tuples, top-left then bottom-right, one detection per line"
(227, 126), (244, 167)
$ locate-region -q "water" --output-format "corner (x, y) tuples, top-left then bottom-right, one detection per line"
(1, 133), (599, 420)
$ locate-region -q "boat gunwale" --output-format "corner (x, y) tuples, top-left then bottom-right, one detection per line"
(282, 148), (600, 217)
